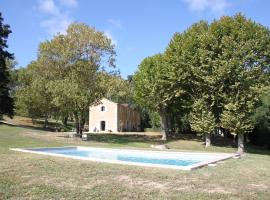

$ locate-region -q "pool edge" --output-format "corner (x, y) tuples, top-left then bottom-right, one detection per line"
(10, 146), (238, 171)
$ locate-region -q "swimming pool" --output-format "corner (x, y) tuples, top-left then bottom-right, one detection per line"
(10, 146), (237, 170)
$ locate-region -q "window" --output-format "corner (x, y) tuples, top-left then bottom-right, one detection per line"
(101, 106), (105, 111)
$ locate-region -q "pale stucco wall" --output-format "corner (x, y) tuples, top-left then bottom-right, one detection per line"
(89, 99), (118, 132)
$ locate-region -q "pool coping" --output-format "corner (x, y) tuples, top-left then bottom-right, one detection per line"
(10, 146), (239, 170)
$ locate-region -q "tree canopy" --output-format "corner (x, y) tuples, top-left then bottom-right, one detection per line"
(0, 12), (14, 118)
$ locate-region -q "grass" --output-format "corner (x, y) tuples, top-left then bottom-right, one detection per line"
(0, 124), (270, 199)
(2, 115), (74, 132)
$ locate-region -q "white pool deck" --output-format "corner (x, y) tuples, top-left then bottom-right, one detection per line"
(10, 146), (238, 170)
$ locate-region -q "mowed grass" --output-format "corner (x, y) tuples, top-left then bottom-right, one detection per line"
(0, 124), (270, 199)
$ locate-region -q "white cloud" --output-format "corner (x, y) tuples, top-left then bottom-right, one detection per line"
(36, 0), (77, 36)
(37, 0), (59, 15)
(40, 15), (72, 35)
(104, 30), (118, 46)
(59, 0), (78, 7)
(108, 19), (122, 29)
(182, 0), (229, 15)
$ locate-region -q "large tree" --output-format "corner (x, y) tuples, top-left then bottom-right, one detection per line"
(164, 14), (270, 151)
(40, 23), (115, 135)
(133, 54), (173, 140)
(0, 12), (14, 119)
(164, 21), (218, 146)
(215, 14), (270, 153)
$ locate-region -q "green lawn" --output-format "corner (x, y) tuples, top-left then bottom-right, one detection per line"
(0, 124), (270, 199)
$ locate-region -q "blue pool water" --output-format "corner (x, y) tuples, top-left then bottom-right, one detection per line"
(117, 155), (198, 166)
(26, 147), (227, 168)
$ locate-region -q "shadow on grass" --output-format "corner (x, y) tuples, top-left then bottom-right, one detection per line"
(81, 133), (238, 149)
(1, 118), (73, 132)
(0, 121), (54, 132)
(86, 134), (162, 145)
(246, 144), (270, 156)
(169, 134), (237, 148)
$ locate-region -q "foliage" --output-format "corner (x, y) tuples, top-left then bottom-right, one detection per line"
(15, 23), (115, 133)
(0, 12), (14, 118)
(15, 62), (55, 121)
(133, 54), (170, 112)
(164, 21), (215, 140)
(212, 14), (270, 139)
(249, 93), (270, 148)
(189, 98), (216, 135)
(149, 111), (161, 128)
(252, 93), (270, 129)
(134, 14), (270, 149)
(99, 72), (133, 103)
(5, 59), (19, 96)
(133, 54), (173, 139)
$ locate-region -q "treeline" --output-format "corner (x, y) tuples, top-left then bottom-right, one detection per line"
(133, 14), (270, 153)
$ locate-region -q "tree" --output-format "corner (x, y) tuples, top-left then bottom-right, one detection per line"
(35, 23), (115, 135)
(99, 72), (133, 104)
(133, 54), (172, 140)
(165, 21), (219, 146)
(15, 62), (56, 127)
(189, 99), (216, 147)
(208, 14), (270, 153)
(0, 12), (14, 119)
(165, 14), (270, 151)
(5, 59), (19, 97)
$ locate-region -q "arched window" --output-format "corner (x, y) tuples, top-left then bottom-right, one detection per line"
(101, 106), (106, 111)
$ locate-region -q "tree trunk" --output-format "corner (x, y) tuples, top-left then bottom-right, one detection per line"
(205, 133), (211, 147)
(160, 114), (167, 141)
(62, 116), (68, 126)
(74, 112), (80, 136)
(167, 115), (172, 137)
(78, 120), (83, 136)
(44, 115), (48, 128)
(74, 111), (86, 137)
(237, 133), (245, 154)
(79, 117), (85, 136)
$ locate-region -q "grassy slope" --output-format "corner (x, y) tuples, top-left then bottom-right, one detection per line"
(0, 124), (269, 200)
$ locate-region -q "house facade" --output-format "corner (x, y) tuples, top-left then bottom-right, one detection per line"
(89, 98), (141, 132)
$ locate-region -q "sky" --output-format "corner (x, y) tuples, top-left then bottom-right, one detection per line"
(1, 0), (270, 78)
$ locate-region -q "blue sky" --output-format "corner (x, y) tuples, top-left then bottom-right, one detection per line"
(1, 0), (270, 78)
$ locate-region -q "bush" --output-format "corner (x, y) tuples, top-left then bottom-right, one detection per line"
(249, 127), (270, 149)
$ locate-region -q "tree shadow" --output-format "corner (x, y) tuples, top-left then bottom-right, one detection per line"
(245, 144), (270, 156)
(0, 121), (54, 132)
(84, 133), (162, 145)
(168, 134), (202, 142)
(211, 136), (237, 148)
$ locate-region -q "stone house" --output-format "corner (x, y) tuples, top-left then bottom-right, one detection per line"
(89, 98), (141, 132)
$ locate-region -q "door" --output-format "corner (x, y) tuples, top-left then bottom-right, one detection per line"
(100, 121), (106, 131)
